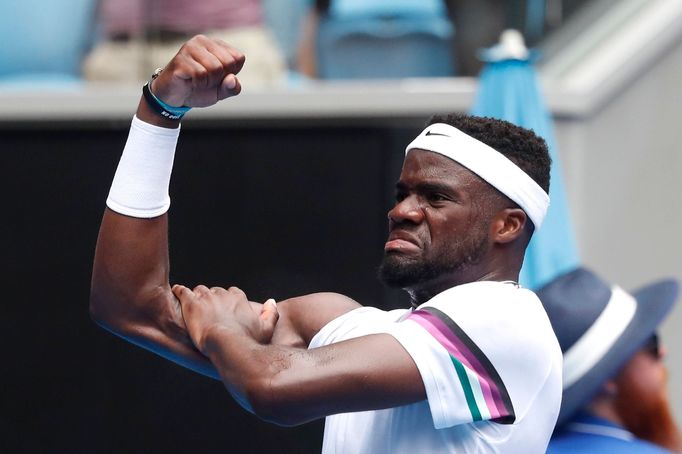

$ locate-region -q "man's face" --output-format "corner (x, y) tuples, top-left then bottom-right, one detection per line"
(379, 149), (497, 292)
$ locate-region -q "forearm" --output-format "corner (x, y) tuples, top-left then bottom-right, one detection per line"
(90, 96), (220, 378)
(91, 34), (244, 342)
(90, 93), (178, 321)
(201, 328), (425, 426)
(203, 326), (321, 425)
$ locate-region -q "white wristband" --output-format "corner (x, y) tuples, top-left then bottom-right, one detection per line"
(106, 115), (180, 218)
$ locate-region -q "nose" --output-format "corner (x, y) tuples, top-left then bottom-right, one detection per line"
(659, 344), (667, 360)
(388, 195), (424, 225)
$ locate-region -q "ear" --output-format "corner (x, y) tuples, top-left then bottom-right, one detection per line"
(490, 208), (527, 244)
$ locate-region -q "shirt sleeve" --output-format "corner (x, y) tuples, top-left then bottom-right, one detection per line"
(380, 283), (556, 430)
(309, 306), (407, 349)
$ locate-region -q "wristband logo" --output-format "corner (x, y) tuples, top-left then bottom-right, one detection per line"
(142, 82), (190, 121)
(161, 111), (182, 120)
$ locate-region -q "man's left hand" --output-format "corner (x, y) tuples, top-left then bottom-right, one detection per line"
(172, 284), (278, 355)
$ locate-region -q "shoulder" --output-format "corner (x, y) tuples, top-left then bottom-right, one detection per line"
(414, 281), (562, 420)
(419, 282), (558, 352)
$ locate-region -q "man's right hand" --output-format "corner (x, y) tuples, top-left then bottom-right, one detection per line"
(150, 35), (245, 109)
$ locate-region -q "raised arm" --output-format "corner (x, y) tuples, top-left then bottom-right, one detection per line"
(90, 35), (426, 421)
(89, 36), (358, 380)
(89, 35), (246, 379)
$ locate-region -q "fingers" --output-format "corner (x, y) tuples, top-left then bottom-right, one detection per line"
(171, 284), (198, 327)
(180, 35), (244, 83)
(203, 37), (245, 99)
(157, 34), (246, 107)
(198, 38), (245, 99)
(172, 283), (247, 302)
(193, 284), (212, 297)
(172, 284), (278, 346)
(172, 284), (196, 304)
(187, 47), (227, 92)
(204, 37), (245, 75)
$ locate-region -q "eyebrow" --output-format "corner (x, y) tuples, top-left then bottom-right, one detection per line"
(395, 181), (456, 195)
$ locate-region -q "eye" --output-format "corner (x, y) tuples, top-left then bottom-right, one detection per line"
(427, 193), (449, 203)
(395, 191), (407, 203)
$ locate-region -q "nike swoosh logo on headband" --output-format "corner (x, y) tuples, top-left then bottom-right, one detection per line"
(425, 131), (450, 137)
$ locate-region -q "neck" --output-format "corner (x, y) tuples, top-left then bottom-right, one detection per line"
(587, 400), (626, 427)
(407, 268), (520, 306)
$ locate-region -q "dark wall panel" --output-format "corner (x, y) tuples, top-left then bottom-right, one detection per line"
(1, 122), (416, 453)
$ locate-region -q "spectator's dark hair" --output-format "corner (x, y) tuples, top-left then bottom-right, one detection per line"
(427, 114), (551, 193)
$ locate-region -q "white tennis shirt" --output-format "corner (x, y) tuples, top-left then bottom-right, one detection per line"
(309, 281), (562, 453)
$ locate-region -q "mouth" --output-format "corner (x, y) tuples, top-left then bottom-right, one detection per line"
(384, 231), (421, 253)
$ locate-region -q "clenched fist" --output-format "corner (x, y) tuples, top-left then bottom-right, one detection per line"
(150, 34), (246, 108)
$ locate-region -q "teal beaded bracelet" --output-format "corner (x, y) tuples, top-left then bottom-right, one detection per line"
(142, 68), (191, 120)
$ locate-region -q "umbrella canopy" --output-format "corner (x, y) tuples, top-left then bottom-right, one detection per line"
(471, 30), (579, 289)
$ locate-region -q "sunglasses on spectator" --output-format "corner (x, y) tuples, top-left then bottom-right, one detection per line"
(642, 333), (661, 359)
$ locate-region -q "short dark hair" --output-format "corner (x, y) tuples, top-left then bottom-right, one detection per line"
(427, 114), (551, 193)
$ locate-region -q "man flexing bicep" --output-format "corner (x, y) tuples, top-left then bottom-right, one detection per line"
(89, 35), (339, 369)
(91, 34), (563, 453)
(89, 35), (423, 419)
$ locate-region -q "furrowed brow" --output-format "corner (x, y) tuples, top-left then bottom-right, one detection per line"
(395, 181), (452, 192)
(415, 181), (456, 195)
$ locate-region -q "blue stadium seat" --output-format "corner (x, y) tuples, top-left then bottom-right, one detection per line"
(0, 0), (97, 84)
(316, 14), (455, 80)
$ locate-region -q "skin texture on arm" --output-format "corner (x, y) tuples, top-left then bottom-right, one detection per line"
(90, 204), (364, 380)
(89, 35), (246, 380)
(173, 284), (426, 426)
(164, 148), (531, 424)
(89, 36), (360, 381)
(90, 209), (219, 377)
(90, 35), (427, 423)
(90, 195), (412, 418)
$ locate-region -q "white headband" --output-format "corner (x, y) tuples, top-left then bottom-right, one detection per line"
(405, 123), (550, 228)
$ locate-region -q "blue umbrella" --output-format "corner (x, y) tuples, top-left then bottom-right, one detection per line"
(471, 30), (579, 289)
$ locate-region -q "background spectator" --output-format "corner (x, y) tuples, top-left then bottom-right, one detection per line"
(83, 0), (285, 87)
(538, 268), (682, 453)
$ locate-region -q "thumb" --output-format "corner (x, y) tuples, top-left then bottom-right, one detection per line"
(217, 73), (241, 100)
(259, 298), (279, 341)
